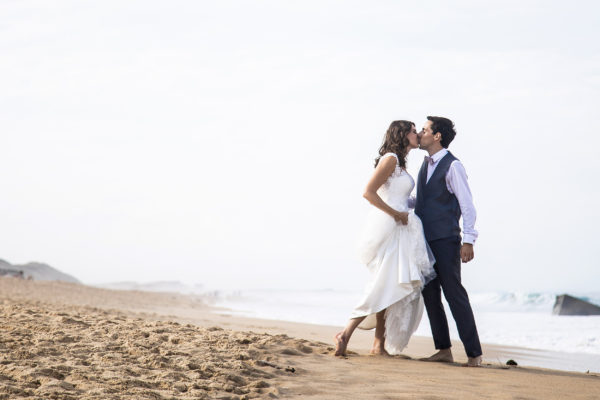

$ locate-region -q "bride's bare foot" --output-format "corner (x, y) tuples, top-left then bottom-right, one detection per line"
(419, 348), (454, 363)
(334, 332), (348, 356)
(466, 355), (482, 367)
(369, 339), (390, 356)
(369, 347), (391, 356)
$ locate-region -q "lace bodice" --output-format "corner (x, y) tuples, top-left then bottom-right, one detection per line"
(377, 153), (414, 211)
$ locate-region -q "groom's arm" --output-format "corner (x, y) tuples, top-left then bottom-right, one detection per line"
(446, 161), (478, 262)
(407, 195), (416, 209)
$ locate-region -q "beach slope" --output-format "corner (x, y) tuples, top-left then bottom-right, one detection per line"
(0, 278), (598, 399)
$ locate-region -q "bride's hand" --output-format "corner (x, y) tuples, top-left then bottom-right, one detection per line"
(393, 212), (409, 225)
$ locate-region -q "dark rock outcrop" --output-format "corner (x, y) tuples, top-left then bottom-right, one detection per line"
(552, 294), (600, 316)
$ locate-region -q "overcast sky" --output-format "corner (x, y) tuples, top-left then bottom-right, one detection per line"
(1, 0), (599, 293)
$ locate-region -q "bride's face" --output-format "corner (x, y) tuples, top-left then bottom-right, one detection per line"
(406, 124), (419, 149)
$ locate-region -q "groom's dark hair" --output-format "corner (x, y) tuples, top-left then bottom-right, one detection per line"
(427, 116), (456, 148)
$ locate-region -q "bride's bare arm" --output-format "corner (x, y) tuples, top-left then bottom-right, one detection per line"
(363, 156), (409, 225)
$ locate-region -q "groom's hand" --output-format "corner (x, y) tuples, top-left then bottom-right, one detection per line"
(461, 243), (474, 263)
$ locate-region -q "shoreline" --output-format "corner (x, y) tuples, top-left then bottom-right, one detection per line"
(1, 278), (599, 399)
(192, 286), (600, 359)
(213, 309), (600, 374)
(4, 278), (598, 373)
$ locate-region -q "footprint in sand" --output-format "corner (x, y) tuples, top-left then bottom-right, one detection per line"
(280, 348), (303, 356)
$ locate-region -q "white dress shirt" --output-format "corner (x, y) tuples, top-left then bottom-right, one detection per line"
(410, 148), (479, 244)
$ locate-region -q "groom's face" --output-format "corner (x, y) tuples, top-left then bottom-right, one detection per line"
(418, 121), (435, 150)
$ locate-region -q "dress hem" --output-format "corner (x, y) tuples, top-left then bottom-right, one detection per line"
(350, 280), (422, 329)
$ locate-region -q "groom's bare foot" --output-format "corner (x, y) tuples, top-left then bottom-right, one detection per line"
(334, 332), (348, 356)
(466, 355), (482, 367)
(420, 349), (454, 363)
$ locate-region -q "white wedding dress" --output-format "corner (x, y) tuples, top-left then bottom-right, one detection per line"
(353, 152), (436, 354)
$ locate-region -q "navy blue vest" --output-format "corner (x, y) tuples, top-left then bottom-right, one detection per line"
(415, 151), (461, 241)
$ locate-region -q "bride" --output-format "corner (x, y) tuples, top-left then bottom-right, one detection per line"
(335, 120), (436, 357)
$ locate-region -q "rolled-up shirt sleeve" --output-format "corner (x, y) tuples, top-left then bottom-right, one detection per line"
(446, 161), (478, 244)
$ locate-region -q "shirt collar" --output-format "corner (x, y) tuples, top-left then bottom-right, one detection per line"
(430, 148), (448, 164)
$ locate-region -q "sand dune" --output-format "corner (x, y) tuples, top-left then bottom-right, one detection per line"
(1, 278), (599, 399)
(0, 259), (79, 283)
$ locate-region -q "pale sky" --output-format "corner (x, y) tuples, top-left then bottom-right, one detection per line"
(1, 0), (599, 293)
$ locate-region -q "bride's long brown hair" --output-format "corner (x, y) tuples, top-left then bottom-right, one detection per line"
(374, 120), (414, 169)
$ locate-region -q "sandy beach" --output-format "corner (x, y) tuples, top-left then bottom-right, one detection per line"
(0, 278), (598, 399)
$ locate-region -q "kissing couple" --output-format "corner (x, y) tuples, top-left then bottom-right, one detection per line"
(334, 116), (482, 367)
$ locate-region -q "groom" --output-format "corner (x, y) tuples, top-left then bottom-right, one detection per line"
(415, 116), (482, 367)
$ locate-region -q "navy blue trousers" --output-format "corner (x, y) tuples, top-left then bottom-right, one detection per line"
(422, 236), (482, 358)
